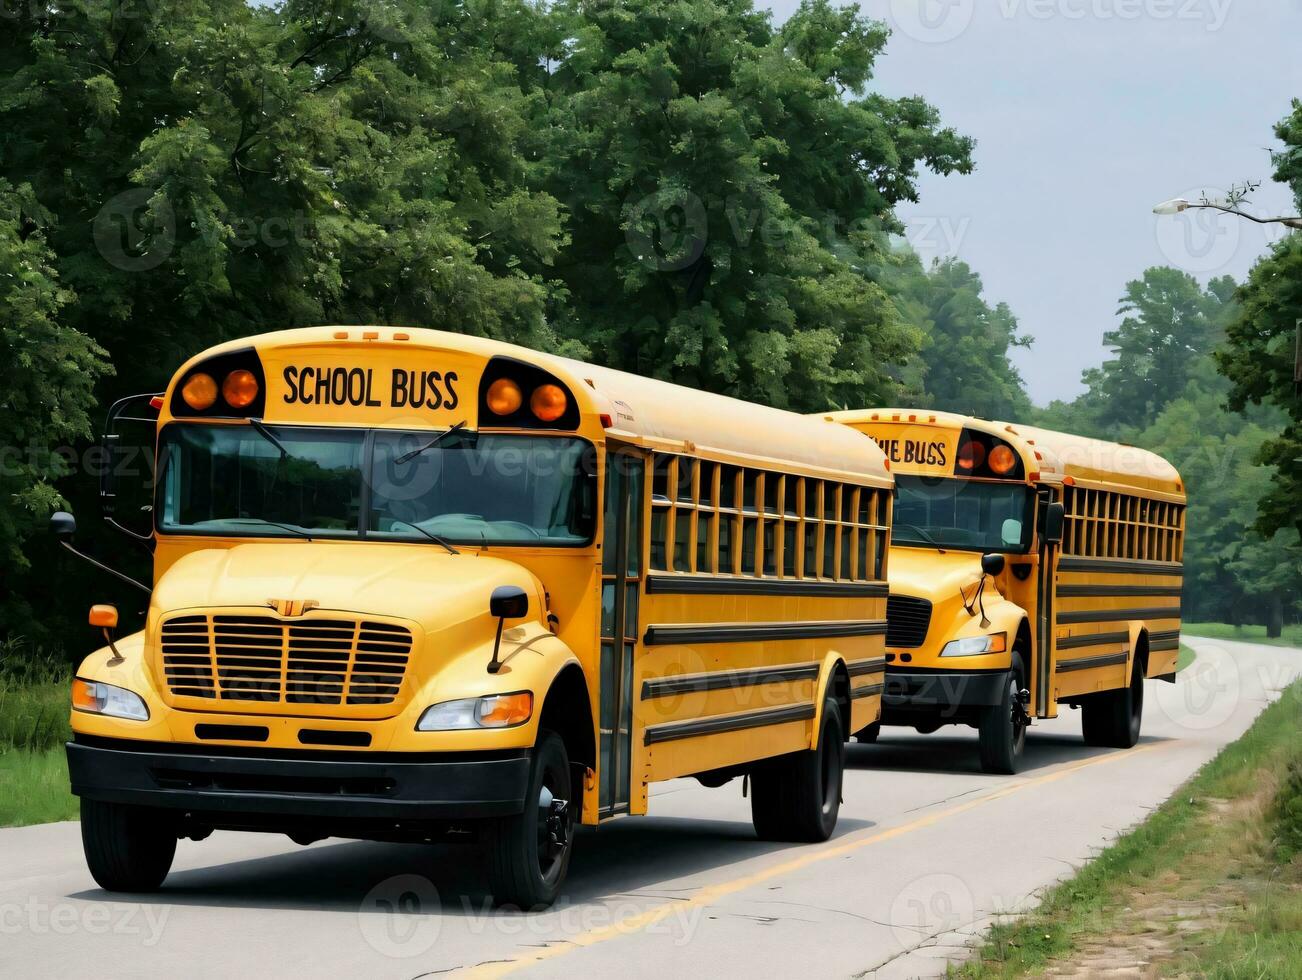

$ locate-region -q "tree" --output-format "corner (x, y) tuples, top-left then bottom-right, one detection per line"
(533, 0), (974, 411)
(1079, 267), (1235, 432)
(1216, 98), (1302, 539)
(0, 180), (109, 629)
(895, 257), (1033, 419)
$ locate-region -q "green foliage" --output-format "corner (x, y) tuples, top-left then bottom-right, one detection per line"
(1215, 98), (1302, 539)
(894, 257), (1032, 418)
(535, 0), (973, 410)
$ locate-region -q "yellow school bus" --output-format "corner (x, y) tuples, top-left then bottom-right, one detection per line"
(58, 327), (892, 908)
(819, 409), (1184, 773)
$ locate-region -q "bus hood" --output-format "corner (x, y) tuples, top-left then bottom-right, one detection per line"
(888, 546), (989, 603)
(151, 541), (539, 629)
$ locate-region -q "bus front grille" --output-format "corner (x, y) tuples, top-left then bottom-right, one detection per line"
(885, 595), (932, 648)
(159, 614), (413, 708)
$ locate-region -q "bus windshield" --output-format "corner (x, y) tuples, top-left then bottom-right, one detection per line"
(158, 424), (597, 546)
(893, 475), (1033, 553)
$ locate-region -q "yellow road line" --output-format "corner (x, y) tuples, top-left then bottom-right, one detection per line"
(462, 741), (1174, 978)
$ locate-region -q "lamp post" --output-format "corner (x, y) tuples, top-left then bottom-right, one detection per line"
(1153, 197), (1302, 230)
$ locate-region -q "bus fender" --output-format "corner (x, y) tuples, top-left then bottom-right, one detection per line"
(1125, 623), (1150, 683)
(810, 652), (852, 750)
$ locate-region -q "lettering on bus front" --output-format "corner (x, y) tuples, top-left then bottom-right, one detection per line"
(281, 365), (460, 411)
(872, 437), (948, 467)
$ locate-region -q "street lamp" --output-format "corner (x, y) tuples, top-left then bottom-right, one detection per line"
(1152, 195), (1302, 230)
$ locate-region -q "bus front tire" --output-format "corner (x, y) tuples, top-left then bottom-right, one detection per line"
(750, 696), (845, 843)
(486, 730), (576, 910)
(80, 798), (177, 892)
(977, 656), (1027, 775)
(1082, 657), (1144, 749)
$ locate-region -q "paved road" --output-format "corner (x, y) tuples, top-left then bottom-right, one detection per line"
(2, 636), (1297, 980)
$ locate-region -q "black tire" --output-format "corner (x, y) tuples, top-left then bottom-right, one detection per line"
(751, 696), (845, 842)
(80, 798), (177, 892)
(856, 721), (881, 744)
(1082, 656), (1144, 748)
(486, 730), (576, 910)
(977, 655), (1027, 775)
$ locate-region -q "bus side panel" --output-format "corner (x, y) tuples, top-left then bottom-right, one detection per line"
(632, 589), (882, 796)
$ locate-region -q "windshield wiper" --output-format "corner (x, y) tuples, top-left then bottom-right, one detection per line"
(248, 417), (292, 459)
(394, 420), (468, 465)
(896, 522), (945, 551)
(384, 519), (460, 556)
(222, 518), (315, 541)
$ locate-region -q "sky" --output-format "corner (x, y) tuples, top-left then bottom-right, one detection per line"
(764, 0), (1302, 405)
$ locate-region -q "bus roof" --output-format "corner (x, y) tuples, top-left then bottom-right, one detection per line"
(821, 408), (1183, 499)
(170, 327), (892, 486)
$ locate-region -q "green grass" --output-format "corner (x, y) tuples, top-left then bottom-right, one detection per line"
(952, 680), (1302, 978)
(0, 637), (77, 826)
(1176, 642), (1196, 672)
(1183, 621), (1302, 649)
(0, 748), (77, 826)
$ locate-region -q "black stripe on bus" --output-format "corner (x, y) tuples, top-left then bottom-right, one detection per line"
(643, 702), (816, 745)
(1056, 651), (1130, 673)
(851, 682), (884, 700)
(1056, 606), (1181, 625)
(645, 575), (888, 599)
(641, 662), (820, 700)
(1057, 557), (1184, 577)
(1056, 630), (1130, 651)
(1149, 628), (1182, 652)
(643, 620), (888, 646)
(1057, 584), (1183, 599)
(847, 656), (887, 677)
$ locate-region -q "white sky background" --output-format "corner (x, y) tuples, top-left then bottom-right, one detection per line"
(762, 0), (1302, 405)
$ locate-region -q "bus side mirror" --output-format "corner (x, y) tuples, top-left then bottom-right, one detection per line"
(488, 586), (529, 674)
(90, 603), (124, 663)
(1042, 502), (1065, 544)
(490, 586), (529, 620)
(50, 511), (77, 541)
(980, 553), (1006, 577)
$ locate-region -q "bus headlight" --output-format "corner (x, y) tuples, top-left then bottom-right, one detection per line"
(72, 678), (150, 721)
(939, 633), (1007, 658)
(416, 692), (533, 731)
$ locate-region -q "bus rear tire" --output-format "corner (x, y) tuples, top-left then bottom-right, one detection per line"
(80, 798), (176, 892)
(751, 696), (845, 843)
(486, 730), (575, 910)
(1082, 657), (1144, 749)
(978, 656), (1027, 775)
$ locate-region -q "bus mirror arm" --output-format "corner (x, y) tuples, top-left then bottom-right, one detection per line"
(487, 586), (529, 674)
(50, 512), (152, 596)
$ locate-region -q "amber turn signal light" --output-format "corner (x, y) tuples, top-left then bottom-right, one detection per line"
(88, 604), (119, 629)
(530, 383), (567, 422)
(222, 369), (259, 409)
(486, 378), (523, 415)
(988, 444), (1017, 475)
(181, 372), (218, 410)
(478, 692), (533, 727)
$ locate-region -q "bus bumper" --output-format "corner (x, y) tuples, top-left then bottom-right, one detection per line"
(881, 668), (1009, 723)
(66, 735), (531, 822)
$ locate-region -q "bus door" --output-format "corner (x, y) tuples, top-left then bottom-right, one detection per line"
(1034, 487), (1062, 718)
(599, 444), (645, 816)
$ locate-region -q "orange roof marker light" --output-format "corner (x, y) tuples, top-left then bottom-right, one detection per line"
(181, 373), (218, 411)
(486, 378), (523, 416)
(531, 384), (568, 422)
(222, 369), (259, 409)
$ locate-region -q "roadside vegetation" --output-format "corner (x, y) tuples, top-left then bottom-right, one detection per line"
(0, 638), (76, 826)
(1184, 621), (1302, 649)
(953, 678), (1302, 978)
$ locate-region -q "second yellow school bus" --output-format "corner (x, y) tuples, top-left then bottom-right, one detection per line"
(60, 327), (892, 908)
(820, 409), (1184, 773)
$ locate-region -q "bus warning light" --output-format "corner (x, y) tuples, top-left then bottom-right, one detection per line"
(487, 378), (523, 415)
(989, 445), (1017, 475)
(531, 384), (567, 422)
(222, 369), (260, 409)
(181, 373), (218, 411)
